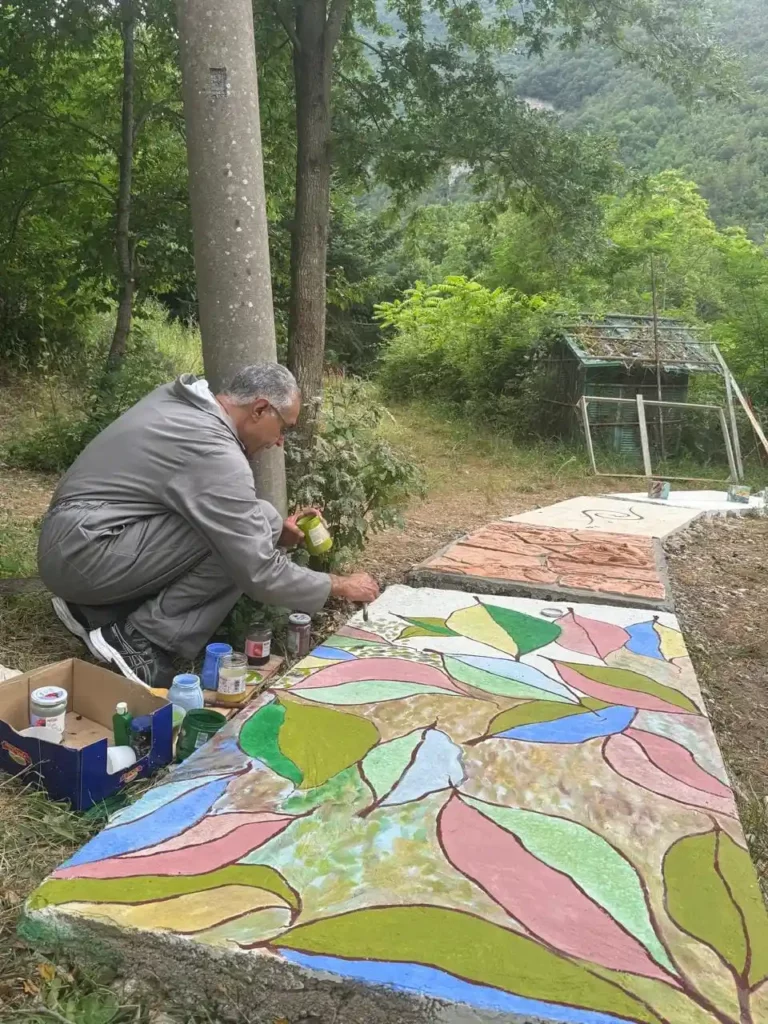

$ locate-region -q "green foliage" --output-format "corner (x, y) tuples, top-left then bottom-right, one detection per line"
(285, 378), (424, 566)
(376, 277), (567, 420)
(1, 304), (196, 473)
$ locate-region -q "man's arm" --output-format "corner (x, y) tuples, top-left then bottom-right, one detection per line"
(166, 456), (331, 612)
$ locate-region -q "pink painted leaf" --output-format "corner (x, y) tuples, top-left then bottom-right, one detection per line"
(438, 795), (674, 981)
(556, 610), (629, 659)
(290, 657), (466, 695)
(53, 815), (295, 879)
(604, 734), (737, 818)
(336, 625), (389, 643)
(626, 729), (734, 800)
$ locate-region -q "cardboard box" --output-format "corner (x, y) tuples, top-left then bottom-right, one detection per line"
(0, 659), (172, 811)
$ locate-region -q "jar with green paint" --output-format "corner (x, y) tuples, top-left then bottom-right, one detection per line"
(176, 708), (227, 762)
(296, 513), (333, 556)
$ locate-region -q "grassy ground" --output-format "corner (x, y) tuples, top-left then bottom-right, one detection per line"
(2, 387), (768, 1020)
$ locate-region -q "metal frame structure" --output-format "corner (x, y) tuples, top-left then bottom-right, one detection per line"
(579, 394), (739, 484)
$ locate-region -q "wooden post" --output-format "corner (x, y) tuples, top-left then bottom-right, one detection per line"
(580, 397), (598, 474)
(713, 345), (768, 462)
(717, 406), (739, 482)
(722, 368), (744, 481)
(636, 393), (653, 478)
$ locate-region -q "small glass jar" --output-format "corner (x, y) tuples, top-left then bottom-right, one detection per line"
(286, 613), (312, 658)
(29, 686), (68, 739)
(217, 652), (248, 704)
(245, 620), (272, 667)
(167, 673), (204, 716)
(129, 715), (153, 759)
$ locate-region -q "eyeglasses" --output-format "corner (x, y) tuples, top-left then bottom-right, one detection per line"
(268, 404), (294, 435)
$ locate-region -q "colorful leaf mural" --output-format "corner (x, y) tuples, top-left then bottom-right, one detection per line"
(664, 830), (768, 987)
(27, 589), (768, 1024)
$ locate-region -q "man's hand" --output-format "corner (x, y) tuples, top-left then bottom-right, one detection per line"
(330, 572), (380, 604)
(279, 506), (324, 549)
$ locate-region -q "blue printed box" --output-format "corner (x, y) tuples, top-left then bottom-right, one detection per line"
(0, 659), (172, 811)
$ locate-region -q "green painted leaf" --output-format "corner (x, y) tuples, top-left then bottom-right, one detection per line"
(323, 634), (382, 650)
(29, 864), (298, 910)
(275, 906), (662, 1023)
(240, 702), (302, 784)
(278, 698), (379, 790)
(292, 680), (452, 705)
(445, 657), (573, 703)
(400, 617), (457, 638)
(559, 663), (700, 714)
(482, 602), (562, 655)
(464, 797), (674, 973)
(487, 701), (592, 736)
(664, 830), (768, 984)
(361, 729), (423, 799)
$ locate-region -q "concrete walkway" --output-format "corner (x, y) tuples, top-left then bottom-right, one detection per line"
(22, 492), (768, 1024)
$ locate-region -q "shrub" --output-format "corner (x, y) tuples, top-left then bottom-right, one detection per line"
(376, 276), (569, 423)
(285, 377), (424, 568)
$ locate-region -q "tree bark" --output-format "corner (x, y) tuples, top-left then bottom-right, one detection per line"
(176, 0), (287, 512)
(287, 0), (347, 439)
(106, 0), (136, 372)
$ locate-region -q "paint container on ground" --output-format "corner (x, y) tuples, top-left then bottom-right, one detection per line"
(728, 484), (751, 504)
(112, 701), (132, 746)
(106, 746), (137, 775)
(176, 708), (227, 762)
(647, 479), (671, 500)
(216, 652), (248, 704)
(201, 642), (232, 690)
(296, 514), (333, 556)
(167, 673), (204, 717)
(286, 613), (312, 658)
(245, 620), (272, 667)
(29, 686), (68, 741)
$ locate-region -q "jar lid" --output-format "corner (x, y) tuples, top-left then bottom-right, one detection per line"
(206, 642), (232, 655)
(130, 715), (153, 731)
(288, 613), (311, 626)
(172, 673), (201, 687)
(30, 686), (68, 706)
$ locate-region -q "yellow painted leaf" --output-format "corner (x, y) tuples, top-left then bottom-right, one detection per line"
(654, 623), (687, 661)
(446, 604), (518, 657)
(278, 698), (379, 789)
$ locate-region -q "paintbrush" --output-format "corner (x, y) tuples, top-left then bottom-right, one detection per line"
(362, 604), (369, 622)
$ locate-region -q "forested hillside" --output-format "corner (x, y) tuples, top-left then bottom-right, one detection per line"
(514, 0), (768, 240)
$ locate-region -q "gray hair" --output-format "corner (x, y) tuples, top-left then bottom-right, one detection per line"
(220, 363), (300, 410)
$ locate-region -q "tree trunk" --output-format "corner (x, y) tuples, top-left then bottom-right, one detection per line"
(176, 0), (287, 512)
(287, 0), (346, 439)
(107, 0), (136, 372)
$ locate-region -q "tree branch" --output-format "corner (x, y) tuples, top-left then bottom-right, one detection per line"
(325, 0), (349, 57)
(270, 0), (301, 52)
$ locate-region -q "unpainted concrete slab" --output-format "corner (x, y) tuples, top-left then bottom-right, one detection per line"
(505, 495), (701, 539)
(610, 488), (766, 514)
(410, 521), (671, 610)
(25, 585), (767, 1024)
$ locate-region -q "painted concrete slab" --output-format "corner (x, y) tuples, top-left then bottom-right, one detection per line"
(610, 489), (766, 514)
(25, 585), (768, 1024)
(410, 521), (671, 609)
(505, 496), (701, 539)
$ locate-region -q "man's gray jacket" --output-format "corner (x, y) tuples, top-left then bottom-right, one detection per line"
(46, 374), (331, 613)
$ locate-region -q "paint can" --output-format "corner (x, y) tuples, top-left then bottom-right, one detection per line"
(29, 686), (68, 739)
(727, 484), (751, 504)
(647, 479), (671, 500)
(296, 514), (333, 557)
(176, 708), (227, 762)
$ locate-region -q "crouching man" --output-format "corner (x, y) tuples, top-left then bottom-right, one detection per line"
(38, 363), (379, 686)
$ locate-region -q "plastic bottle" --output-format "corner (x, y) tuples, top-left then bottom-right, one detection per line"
(201, 642), (232, 690)
(167, 674), (204, 716)
(112, 701), (133, 746)
(296, 514), (333, 556)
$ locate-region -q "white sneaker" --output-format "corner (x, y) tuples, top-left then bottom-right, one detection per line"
(51, 596), (107, 662)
